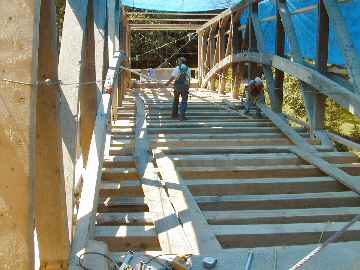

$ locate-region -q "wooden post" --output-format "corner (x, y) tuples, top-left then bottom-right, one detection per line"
(80, 0), (97, 164)
(58, 0), (90, 237)
(218, 20), (226, 94)
(208, 27), (217, 90)
(36, 1), (70, 268)
(277, 0), (316, 128)
(198, 32), (204, 86)
(251, 2), (280, 112)
(0, 1), (40, 269)
(313, 0), (329, 130)
(248, 3), (257, 80)
(274, 1), (285, 112)
(231, 12), (242, 99)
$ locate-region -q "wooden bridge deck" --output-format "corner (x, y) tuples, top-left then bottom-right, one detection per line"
(93, 86), (360, 269)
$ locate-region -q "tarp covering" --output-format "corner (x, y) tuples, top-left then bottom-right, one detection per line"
(124, 0), (360, 65)
(123, 0), (238, 12)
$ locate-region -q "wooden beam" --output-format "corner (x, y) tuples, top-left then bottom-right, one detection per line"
(200, 52), (360, 117)
(95, 226), (160, 251)
(186, 177), (343, 196)
(154, 149), (222, 254)
(127, 11), (220, 16)
(36, 1), (69, 268)
(205, 207), (360, 225)
(211, 222), (360, 248)
(274, 1), (285, 112)
(195, 191), (360, 211)
(129, 24), (199, 31)
(129, 18), (208, 22)
(328, 132), (360, 152)
(134, 94), (193, 254)
(0, 1), (40, 269)
(313, 0), (329, 130)
(256, 103), (317, 153)
(69, 52), (125, 269)
(291, 147), (360, 195)
(80, 0), (97, 164)
(251, 4), (279, 112)
(217, 21), (226, 94)
(58, 0), (90, 237)
(276, 0), (316, 126)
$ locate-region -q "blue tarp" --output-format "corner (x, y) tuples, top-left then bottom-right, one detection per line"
(123, 0), (239, 12)
(124, 0), (360, 65)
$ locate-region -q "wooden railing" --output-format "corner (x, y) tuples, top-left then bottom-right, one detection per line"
(197, 0), (360, 132)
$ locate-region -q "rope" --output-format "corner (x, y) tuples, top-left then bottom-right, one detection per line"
(1, 78), (107, 87)
(157, 33), (197, 68)
(133, 33), (194, 60)
(288, 213), (360, 270)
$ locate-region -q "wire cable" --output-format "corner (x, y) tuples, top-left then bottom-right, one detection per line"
(157, 33), (197, 68)
(78, 251), (122, 270)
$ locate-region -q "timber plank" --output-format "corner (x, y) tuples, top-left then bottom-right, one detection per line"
(178, 164), (360, 179)
(204, 207), (360, 225)
(195, 191), (360, 210)
(95, 226), (160, 251)
(154, 149), (223, 254)
(134, 92), (194, 254)
(156, 145), (333, 155)
(148, 126), (282, 135)
(96, 212), (153, 225)
(103, 156), (136, 168)
(147, 121), (275, 128)
(292, 147), (360, 194)
(99, 180), (143, 197)
(185, 177), (346, 196)
(171, 152), (357, 167)
(101, 168), (139, 180)
(98, 197), (148, 213)
(211, 222), (360, 248)
(149, 132), (309, 140)
(108, 145), (135, 156)
(150, 138), (319, 148)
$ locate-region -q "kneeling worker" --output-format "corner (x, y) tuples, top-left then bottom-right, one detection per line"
(244, 77), (265, 117)
(165, 57), (191, 121)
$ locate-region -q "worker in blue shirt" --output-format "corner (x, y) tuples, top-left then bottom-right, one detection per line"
(165, 57), (191, 121)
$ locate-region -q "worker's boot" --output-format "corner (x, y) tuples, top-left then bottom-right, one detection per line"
(179, 114), (187, 121)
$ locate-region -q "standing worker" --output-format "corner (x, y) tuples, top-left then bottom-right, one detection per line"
(244, 77), (265, 117)
(165, 57), (191, 121)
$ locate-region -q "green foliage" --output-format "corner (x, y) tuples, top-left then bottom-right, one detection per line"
(282, 75), (306, 119)
(55, 0), (66, 39)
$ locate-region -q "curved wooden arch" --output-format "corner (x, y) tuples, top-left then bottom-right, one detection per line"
(201, 52), (360, 117)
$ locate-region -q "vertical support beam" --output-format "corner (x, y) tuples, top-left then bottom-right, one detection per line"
(58, 0), (89, 237)
(274, 1), (285, 111)
(218, 20), (226, 94)
(93, 0), (108, 103)
(0, 1), (40, 269)
(277, 0), (316, 127)
(314, 0), (329, 130)
(231, 11), (244, 99)
(107, 0), (118, 59)
(198, 32), (204, 85)
(208, 27), (216, 90)
(251, 1), (280, 112)
(323, 0), (360, 95)
(248, 2), (257, 80)
(80, 0), (97, 164)
(36, 1), (70, 268)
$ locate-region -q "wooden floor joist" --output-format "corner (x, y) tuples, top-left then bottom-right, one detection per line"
(82, 86), (360, 269)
